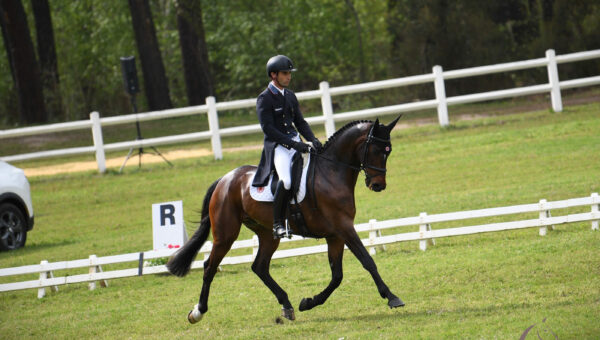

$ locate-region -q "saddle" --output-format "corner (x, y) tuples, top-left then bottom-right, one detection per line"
(250, 152), (310, 203)
(249, 152), (319, 238)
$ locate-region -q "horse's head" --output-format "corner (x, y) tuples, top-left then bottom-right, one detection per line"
(361, 115), (401, 192)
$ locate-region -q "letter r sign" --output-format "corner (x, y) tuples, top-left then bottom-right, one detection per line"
(152, 201), (187, 250)
(160, 204), (176, 226)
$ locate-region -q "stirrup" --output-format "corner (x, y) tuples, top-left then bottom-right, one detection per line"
(273, 220), (291, 239)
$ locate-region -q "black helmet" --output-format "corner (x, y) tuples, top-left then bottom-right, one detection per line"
(266, 55), (296, 77)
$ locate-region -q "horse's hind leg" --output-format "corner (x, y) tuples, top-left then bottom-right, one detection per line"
(251, 229), (294, 320)
(299, 236), (344, 311)
(343, 228), (405, 308)
(190, 214), (242, 323)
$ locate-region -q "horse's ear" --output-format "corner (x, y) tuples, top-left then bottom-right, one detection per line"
(387, 115), (402, 130)
(374, 118), (380, 130)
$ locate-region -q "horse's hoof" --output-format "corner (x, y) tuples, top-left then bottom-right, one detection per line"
(281, 307), (295, 321)
(388, 297), (405, 308)
(188, 304), (204, 324)
(299, 297), (313, 311)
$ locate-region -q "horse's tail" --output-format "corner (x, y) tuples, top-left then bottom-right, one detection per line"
(167, 178), (221, 277)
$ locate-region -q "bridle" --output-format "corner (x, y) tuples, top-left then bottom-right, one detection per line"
(360, 123), (391, 181)
(311, 122), (391, 180)
(307, 122), (391, 210)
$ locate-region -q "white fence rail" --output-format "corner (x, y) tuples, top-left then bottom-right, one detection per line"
(1, 193), (598, 298)
(1, 49), (600, 172)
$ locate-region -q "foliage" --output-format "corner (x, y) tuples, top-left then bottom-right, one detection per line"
(0, 0), (599, 124)
(0, 103), (599, 338)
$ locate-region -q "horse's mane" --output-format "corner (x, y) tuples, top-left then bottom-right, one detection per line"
(322, 120), (372, 151)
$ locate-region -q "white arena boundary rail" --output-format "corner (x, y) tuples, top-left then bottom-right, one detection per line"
(1, 193), (598, 298)
(1, 49), (600, 173)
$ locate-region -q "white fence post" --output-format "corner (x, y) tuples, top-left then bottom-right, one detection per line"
(88, 255), (108, 291)
(252, 235), (259, 260)
(368, 219), (378, 255)
(90, 111), (106, 174)
(546, 49), (563, 112)
(206, 96), (223, 160)
(539, 199), (554, 236)
(37, 260), (58, 298)
(419, 212), (435, 251)
(320, 81), (336, 138)
(433, 66), (449, 127)
(592, 193), (599, 231)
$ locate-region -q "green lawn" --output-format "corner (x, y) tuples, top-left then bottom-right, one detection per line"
(1, 102), (599, 339)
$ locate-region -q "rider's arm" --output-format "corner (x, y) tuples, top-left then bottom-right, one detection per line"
(289, 94), (317, 143)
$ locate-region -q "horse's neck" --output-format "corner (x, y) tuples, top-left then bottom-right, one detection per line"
(319, 131), (364, 188)
(327, 128), (365, 166)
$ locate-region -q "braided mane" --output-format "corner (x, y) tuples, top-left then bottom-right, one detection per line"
(322, 120), (372, 151)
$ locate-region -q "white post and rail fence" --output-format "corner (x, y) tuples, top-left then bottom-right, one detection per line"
(1, 49), (599, 173)
(1, 193), (598, 298)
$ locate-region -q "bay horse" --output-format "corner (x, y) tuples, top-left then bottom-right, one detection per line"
(167, 116), (404, 323)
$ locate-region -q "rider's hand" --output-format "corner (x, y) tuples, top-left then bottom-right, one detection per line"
(311, 138), (323, 153)
(291, 141), (310, 153)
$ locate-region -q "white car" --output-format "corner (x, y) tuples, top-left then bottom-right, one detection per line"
(0, 161), (34, 250)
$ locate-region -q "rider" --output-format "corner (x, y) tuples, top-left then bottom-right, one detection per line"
(252, 55), (323, 239)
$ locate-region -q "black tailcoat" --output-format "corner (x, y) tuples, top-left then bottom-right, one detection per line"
(252, 84), (316, 187)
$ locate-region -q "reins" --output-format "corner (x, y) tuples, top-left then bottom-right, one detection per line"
(310, 122), (391, 178)
(309, 150), (361, 172)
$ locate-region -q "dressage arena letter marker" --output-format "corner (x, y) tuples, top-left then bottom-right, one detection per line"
(160, 204), (176, 226)
(152, 201), (188, 250)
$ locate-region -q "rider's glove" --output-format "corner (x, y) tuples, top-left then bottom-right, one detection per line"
(290, 141), (310, 153)
(311, 138), (323, 153)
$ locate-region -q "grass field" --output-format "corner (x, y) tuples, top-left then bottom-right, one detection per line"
(1, 102), (599, 339)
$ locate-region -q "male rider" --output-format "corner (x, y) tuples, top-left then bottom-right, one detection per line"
(252, 55), (323, 239)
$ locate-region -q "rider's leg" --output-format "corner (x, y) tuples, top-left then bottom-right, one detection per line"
(272, 145), (295, 238)
(272, 181), (290, 238)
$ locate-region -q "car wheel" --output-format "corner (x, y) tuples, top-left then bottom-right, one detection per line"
(0, 202), (28, 251)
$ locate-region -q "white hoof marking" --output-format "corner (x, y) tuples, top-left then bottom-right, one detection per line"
(188, 304), (203, 324)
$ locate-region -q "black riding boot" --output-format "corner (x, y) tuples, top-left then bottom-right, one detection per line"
(272, 181), (291, 239)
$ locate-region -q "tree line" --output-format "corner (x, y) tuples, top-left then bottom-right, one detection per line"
(1, 0), (599, 126)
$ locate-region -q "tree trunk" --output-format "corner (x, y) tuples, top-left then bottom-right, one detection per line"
(0, 0), (47, 124)
(345, 0), (366, 83)
(31, 0), (62, 120)
(176, 0), (213, 106)
(127, 0), (172, 111)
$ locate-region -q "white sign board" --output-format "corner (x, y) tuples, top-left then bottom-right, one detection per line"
(152, 200), (187, 250)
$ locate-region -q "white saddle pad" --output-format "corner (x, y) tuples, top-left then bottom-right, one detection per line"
(250, 153), (310, 203)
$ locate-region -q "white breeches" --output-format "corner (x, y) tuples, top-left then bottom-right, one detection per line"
(274, 135), (301, 190)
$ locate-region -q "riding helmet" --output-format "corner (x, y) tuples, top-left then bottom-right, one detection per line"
(266, 55), (296, 77)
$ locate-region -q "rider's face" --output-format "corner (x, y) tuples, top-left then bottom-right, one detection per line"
(273, 71), (291, 88)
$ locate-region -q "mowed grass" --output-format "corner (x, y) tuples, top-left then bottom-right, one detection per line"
(1, 103), (599, 339)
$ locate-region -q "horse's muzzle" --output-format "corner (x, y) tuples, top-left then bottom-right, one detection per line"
(367, 179), (386, 192)
(371, 183), (385, 192)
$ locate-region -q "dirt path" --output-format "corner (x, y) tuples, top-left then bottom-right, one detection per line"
(23, 145), (262, 177)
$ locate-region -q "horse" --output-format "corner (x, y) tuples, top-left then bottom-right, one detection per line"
(167, 116), (404, 323)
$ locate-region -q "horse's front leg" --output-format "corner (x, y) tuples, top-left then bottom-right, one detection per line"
(343, 229), (405, 308)
(299, 236), (344, 311)
(251, 231), (295, 320)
